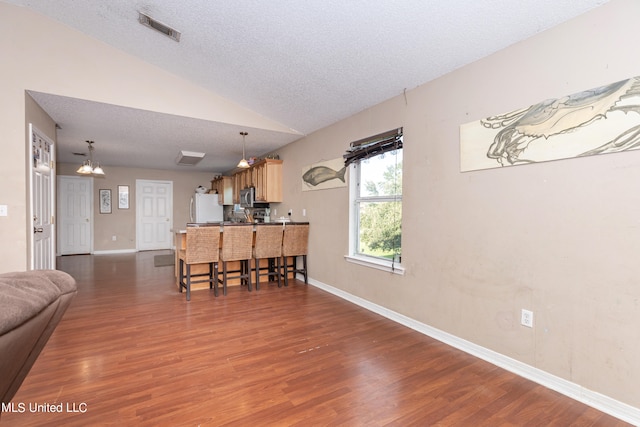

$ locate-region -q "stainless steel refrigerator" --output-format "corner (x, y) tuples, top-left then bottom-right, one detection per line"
(190, 193), (224, 222)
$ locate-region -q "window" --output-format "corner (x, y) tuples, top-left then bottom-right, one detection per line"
(345, 129), (403, 274)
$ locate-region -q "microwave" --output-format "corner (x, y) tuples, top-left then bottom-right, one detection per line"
(239, 187), (255, 208)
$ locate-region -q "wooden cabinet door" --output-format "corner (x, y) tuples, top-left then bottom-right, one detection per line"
(232, 169), (251, 203)
(252, 159), (282, 203)
(211, 176), (233, 205)
(254, 162), (266, 201)
(244, 169), (252, 190)
(263, 160), (282, 202)
(233, 173), (242, 204)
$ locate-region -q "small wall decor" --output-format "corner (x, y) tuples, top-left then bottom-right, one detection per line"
(118, 185), (129, 209)
(302, 158), (347, 191)
(99, 189), (111, 214)
(460, 75), (640, 172)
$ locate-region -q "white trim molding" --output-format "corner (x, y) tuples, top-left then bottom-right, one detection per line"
(92, 249), (137, 255)
(307, 277), (640, 426)
(344, 254), (405, 275)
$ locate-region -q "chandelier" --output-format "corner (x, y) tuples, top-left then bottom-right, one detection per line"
(76, 140), (105, 176)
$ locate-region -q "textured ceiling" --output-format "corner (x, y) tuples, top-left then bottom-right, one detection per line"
(6, 0), (609, 173)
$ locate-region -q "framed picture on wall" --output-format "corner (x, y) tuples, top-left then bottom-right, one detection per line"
(118, 185), (129, 209)
(99, 189), (111, 214)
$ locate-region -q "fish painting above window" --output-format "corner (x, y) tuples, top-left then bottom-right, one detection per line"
(460, 75), (640, 172)
(302, 158), (347, 191)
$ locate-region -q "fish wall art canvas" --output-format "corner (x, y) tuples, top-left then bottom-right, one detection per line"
(460, 75), (640, 172)
(302, 158), (347, 191)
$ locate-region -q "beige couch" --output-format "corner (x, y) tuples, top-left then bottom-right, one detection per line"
(0, 270), (76, 409)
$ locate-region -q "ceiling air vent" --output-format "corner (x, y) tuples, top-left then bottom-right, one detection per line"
(176, 150), (205, 166)
(138, 12), (181, 42)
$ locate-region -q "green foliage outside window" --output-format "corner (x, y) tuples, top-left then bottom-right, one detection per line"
(357, 155), (402, 261)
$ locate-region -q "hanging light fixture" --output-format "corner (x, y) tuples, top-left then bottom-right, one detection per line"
(76, 140), (105, 176)
(237, 131), (250, 168)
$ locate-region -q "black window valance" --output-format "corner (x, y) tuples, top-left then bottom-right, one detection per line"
(343, 127), (403, 167)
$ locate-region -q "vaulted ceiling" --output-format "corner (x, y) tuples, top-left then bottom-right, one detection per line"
(5, 0), (608, 173)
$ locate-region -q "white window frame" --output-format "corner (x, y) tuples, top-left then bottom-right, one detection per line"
(345, 150), (404, 275)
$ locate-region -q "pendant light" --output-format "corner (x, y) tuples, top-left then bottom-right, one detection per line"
(76, 140), (105, 176)
(237, 131), (250, 168)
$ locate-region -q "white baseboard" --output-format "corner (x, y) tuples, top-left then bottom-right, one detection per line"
(306, 277), (640, 426)
(92, 249), (138, 255)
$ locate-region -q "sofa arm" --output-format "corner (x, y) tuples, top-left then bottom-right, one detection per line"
(0, 270), (77, 406)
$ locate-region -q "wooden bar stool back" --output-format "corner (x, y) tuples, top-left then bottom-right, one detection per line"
(252, 224), (284, 289)
(218, 224), (254, 295)
(281, 223), (309, 287)
(178, 224), (221, 301)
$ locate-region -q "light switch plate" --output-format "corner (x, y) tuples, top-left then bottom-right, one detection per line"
(0, 205), (7, 216)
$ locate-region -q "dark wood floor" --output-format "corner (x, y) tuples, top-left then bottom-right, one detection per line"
(2, 251), (631, 426)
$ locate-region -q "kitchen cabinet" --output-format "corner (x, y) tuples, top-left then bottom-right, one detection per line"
(253, 159), (282, 202)
(232, 168), (253, 204)
(232, 159), (282, 203)
(210, 176), (233, 205)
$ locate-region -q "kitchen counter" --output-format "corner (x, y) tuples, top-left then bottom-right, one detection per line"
(174, 221), (309, 233)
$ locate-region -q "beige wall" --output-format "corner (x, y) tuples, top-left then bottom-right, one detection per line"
(0, 1), (295, 271)
(2, 0), (640, 416)
(272, 0), (640, 410)
(57, 163), (214, 252)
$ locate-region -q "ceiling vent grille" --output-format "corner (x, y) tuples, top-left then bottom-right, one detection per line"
(176, 150), (205, 166)
(139, 12), (181, 42)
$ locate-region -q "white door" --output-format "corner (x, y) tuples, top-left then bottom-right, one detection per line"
(57, 175), (92, 255)
(30, 124), (56, 270)
(136, 180), (173, 251)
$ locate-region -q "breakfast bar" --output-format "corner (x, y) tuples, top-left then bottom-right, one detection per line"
(174, 222), (309, 293)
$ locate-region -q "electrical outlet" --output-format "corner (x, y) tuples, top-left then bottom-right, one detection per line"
(521, 309), (533, 328)
(112, 235), (117, 241)
(288, 209), (292, 216)
(0, 205), (7, 216)
(302, 208), (306, 217)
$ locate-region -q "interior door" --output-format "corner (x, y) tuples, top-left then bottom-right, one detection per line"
(136, 179), (173, 251)
(57, 175), (92, 255)
(30, 124), (55, 269)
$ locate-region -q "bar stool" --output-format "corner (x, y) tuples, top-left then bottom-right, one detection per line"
(252, 223), (284, 289)
(178, 224), (221, 301)
(218, 223), (254, 295)
(281, 223), (309, 287)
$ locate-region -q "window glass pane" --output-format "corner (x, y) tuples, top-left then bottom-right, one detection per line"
(359, 149), (402, 197)
(357, 200), (402, 260)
